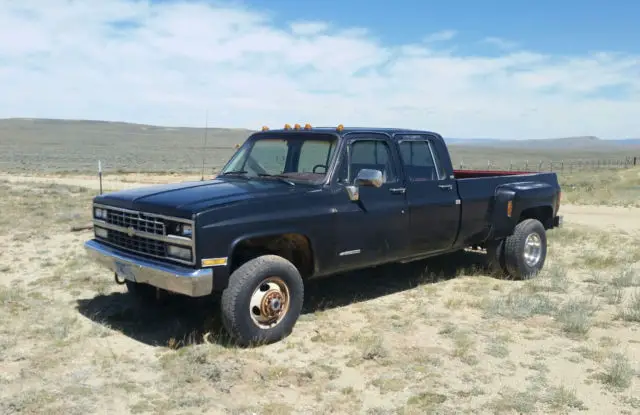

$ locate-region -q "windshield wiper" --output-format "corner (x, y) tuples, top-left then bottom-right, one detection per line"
(257, 173), (296, 186)
(220, 170), (249, 176)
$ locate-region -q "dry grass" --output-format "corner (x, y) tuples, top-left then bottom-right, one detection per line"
(559, 167), (640, 207)
(1, 176), (640, 414)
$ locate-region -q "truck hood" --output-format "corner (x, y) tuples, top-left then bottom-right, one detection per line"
(93, 177), (307, 218)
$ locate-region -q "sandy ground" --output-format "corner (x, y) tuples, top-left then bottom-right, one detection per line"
(1, 173), (639, 414)
(559, 204), (640, 234)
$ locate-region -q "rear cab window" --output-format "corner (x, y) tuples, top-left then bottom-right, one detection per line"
(397, 135), (447, 181)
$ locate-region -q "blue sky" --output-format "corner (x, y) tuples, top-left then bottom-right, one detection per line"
(241, 0), (640, 55)
(0, 0), (638, 139)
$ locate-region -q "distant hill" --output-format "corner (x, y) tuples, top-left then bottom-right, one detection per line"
(3, 118), (638, 149)
(0, 118), (638, 174)
(0, 117), (253, 145)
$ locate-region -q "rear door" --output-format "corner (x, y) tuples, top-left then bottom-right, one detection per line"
(331, 133), (410, 270)
(396, 134), (461, 253)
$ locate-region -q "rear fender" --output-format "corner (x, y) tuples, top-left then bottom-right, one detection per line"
(490, 181), (557, 239)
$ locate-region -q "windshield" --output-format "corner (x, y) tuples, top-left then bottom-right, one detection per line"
(220, 134), (338, 183)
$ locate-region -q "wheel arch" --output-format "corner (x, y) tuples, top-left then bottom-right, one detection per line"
(227, 231), (317, 280)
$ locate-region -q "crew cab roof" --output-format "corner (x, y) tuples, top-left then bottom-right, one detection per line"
(254, 126), (445, 141)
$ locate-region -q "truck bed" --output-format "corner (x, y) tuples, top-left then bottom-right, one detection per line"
(453, 169), (560, 247)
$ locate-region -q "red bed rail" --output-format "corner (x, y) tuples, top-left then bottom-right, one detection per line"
(452, 169), (537, 178)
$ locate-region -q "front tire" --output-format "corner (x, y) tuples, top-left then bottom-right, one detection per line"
(504, 218), (547, 280)
(221, 255), (304, 347)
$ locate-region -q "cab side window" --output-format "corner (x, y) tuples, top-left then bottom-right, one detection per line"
(336, 139), (397, 184)
(398, 139), (445, 181)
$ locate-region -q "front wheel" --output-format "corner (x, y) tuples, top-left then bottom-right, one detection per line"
(220, 255), (304, 347)
(503, 218), (547, 280)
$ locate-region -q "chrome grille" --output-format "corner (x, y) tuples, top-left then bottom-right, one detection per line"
(106, 209), (165, 235)
(107, 228), (167, 257)
(93, 204), (194, 266)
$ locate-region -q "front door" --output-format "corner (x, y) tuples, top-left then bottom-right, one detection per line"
(396, 134), (461, 254)
(332, 134), (410, 271)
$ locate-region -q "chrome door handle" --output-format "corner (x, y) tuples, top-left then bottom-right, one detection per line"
(389, 187), (406, 194)
(438, 184), (453, 190)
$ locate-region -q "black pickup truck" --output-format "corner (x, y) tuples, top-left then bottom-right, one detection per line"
(85, 124), (562, 346)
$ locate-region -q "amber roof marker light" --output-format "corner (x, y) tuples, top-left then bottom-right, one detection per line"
(261, 126), (269, 131)
(336, 124), (344, 132)
(304, 123), (312, 130)
(284, 124), (291, 130)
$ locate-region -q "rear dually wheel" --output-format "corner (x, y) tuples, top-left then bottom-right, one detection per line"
(503, 218), (547, 280)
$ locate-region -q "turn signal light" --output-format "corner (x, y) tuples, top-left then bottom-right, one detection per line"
(507, 200), (513, 217)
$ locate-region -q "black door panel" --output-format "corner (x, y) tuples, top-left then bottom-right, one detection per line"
(332, 134), (409, 270)
(396, 135), (461, 254)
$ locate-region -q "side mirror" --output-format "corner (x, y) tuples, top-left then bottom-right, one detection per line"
(345, 169), (384, 201)
(355, 169), (384, 188)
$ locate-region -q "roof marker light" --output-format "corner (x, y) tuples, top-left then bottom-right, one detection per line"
(336, 124), (344, 132)
(294, 123), (301, 130)
(261, 126), (269, 131)
(304, 123), (312, 130)
(284, 124), (291, 130)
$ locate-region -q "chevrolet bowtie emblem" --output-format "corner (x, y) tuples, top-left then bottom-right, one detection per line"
(127, 227), (135, 237)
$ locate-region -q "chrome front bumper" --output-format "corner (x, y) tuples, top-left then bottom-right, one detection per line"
(84, 239), (213, 297)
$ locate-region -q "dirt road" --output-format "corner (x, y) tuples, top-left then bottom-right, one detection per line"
(559, 204), (640, 233)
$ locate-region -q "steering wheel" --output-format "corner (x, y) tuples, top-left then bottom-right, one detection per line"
(312, 164), (327, 174)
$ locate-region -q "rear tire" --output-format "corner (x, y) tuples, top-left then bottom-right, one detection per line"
(503, 219), (547, 280)
(221, 255), (304, 347)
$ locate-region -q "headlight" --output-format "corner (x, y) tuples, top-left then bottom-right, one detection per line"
(167, 245), (192, 261)
(95, 227), (108, 239)
(94, 207), (107, 219)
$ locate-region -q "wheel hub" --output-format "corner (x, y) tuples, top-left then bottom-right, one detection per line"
(250, 277), (290, 329)
(262, 291), (284, 317)
(523, 232), (542, 267)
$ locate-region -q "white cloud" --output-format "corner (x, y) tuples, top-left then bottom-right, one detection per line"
(482, 36), (519, 50)
(423, 30), (457, 43)
(0, 0), (639, 139)
(290, 21), (329, 36)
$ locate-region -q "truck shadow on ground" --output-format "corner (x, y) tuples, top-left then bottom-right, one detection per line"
(76, 249), (491, 349)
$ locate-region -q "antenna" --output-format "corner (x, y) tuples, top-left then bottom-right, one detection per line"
(98, 159), (103, 195)
(201, 109), (208, 181)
